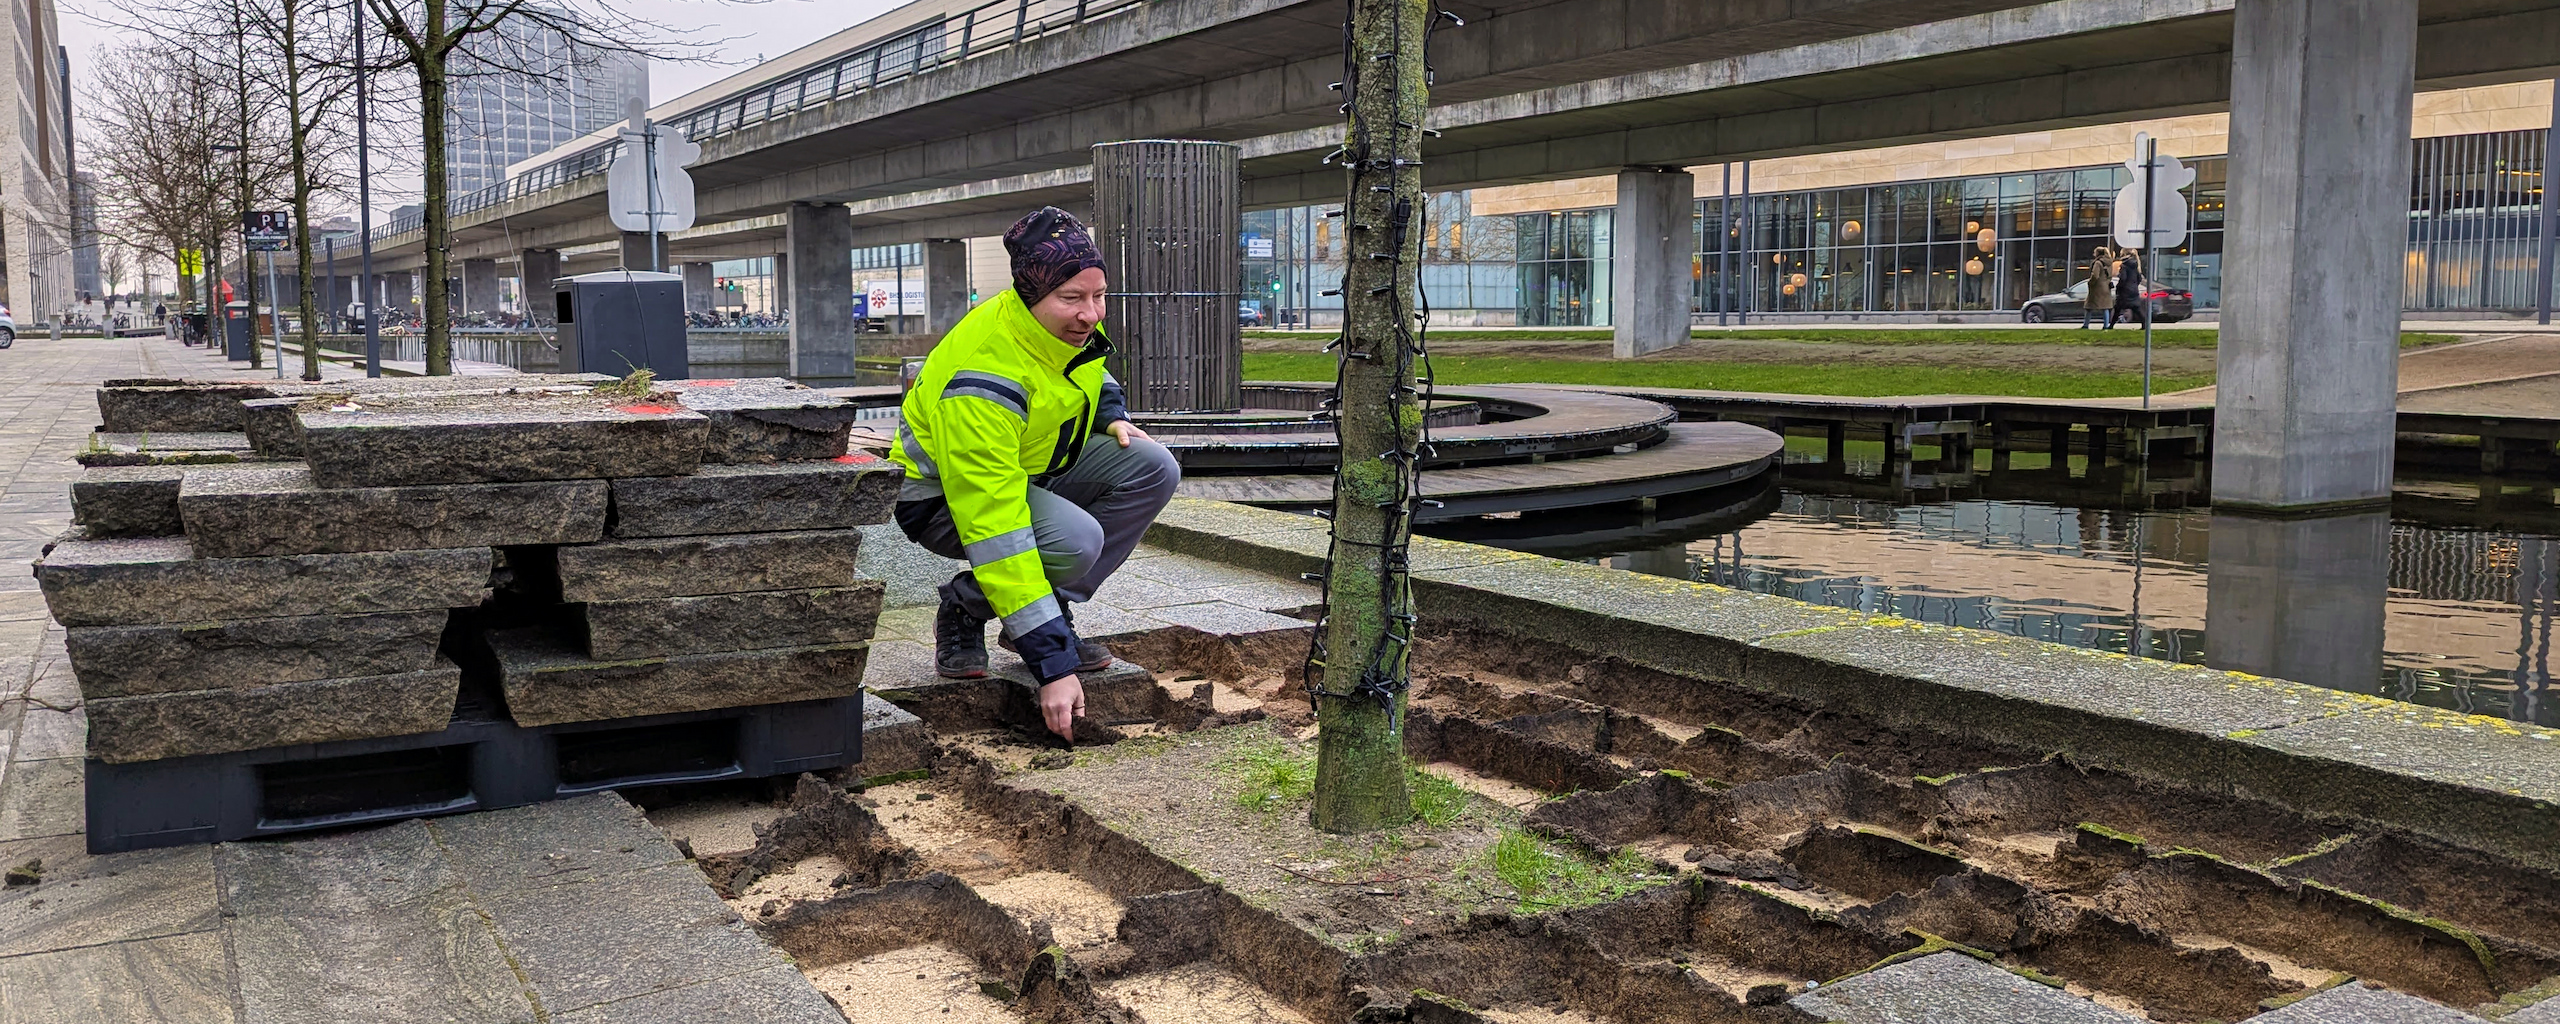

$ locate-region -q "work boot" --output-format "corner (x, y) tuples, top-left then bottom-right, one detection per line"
(934, 578), (991, 679)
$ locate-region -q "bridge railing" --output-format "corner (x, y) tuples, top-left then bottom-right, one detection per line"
(376, 0), (1152, 242)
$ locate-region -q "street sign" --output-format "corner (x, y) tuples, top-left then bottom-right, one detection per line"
(1244, 234), (1273, 259)
(243, 211), (292, 252)
(2112, 134), (2193, 251)
(608, 122), (700, 234)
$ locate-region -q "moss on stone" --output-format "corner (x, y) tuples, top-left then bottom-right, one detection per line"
(2074, 821), (2148, 847)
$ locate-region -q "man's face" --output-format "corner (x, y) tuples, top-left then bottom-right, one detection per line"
(1030, 267), (1108, 346)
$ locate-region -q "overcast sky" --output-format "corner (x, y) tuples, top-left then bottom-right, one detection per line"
(57, 0), (909, 221)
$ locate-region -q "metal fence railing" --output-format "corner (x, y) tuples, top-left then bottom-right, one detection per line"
(376, 0), (1152, 241)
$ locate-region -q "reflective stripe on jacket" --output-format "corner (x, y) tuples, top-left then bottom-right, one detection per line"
(889, 288), (1124, 682)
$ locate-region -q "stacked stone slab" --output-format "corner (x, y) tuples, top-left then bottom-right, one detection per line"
(35, 376), (894, 772)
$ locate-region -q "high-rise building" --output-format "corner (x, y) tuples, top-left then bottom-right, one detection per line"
(446, 14), (648, 198)
(0, 1), (74, 324)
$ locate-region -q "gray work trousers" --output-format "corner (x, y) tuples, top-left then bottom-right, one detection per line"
(896, 435), (1182, 625)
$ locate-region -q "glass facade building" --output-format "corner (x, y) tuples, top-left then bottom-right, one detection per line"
(447, 17), (650, 197)
(1249, 125), (2547, 327)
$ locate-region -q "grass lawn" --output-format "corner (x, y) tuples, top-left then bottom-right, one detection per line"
(1240, 351), (2216, 399)
(1242, 327), (2462, 350)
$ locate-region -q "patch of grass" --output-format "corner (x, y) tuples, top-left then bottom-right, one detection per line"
(1407, 765), (1471, 827)
(1218, 736), (1316, 812)
(592, 366), (659, 398)
(1481, 829), (1660, 909)
(1242, 352), (2212, 399)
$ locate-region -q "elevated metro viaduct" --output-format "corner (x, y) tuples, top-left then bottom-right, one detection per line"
(360, 0), (2560, 510)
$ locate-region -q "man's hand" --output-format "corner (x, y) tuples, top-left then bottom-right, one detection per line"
(1038, 674), (1086, 740)
(1105, 420), (1150, 448)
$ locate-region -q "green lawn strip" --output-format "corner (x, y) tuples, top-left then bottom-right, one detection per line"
(1246, 328), (2462, 349)
(1481, 828), (1661, 910)
(1242, 352), (2213, 399)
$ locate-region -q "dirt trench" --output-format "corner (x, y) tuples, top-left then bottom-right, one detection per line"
(633, 622), (2560, 1023)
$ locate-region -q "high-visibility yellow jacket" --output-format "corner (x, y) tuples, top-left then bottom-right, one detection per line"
(890, 288), (1123, 682)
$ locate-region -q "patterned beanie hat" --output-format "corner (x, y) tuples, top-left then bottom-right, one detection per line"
(1003, 206), (1106, 305)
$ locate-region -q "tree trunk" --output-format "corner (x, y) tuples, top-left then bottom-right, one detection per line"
(285, 0), (321, 381)
(417, 0), (452, 375)
(1309, 0), (1429, 834)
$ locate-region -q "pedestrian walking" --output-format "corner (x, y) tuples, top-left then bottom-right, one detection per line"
(2110, 250), (2148, 329)
(2082, 247), (2114, 329)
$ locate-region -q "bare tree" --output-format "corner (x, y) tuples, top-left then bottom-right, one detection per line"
(360, 0), (703, 374)
(236, 0), (361, 378)
(81, 46), (241, 310)
(101, 242), (131, 311)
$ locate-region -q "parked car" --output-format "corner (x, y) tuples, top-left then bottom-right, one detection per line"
(0, 304), (15, 348)
(2019, 280), (2193, 324)
(1238, 301), (1265, 327)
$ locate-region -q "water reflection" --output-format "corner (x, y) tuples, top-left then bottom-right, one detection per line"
(1428, 447), (2560, 727)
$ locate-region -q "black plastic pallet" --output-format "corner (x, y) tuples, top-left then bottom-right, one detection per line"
(85, 696), (863, 854)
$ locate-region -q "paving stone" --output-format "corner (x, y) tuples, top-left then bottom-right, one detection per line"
(220, 819), (538, 1024)
(69, 465), (187, 537)
(606, 461), (900, 538)
(0, 833), (218, 958)
(550, 964), (844, 1024)
(10, 705), (84, 762)
(667, 377), (862, 463)
(0, 756), (83, 840)
(582, 581), (885, 658)
(427, 793), (688, 898)
(2508, 995), (2560, 1024)
(858, 691), (932, 778)
(1066, 600), (1168, 642)
(1140, 600), (1312, 638)
(97, 381), (281, 432)
(2247, 983), (2490, 1023)
(486, 626), (869, 727)
(555, 529), (865, 602)
(84, 662), (461, 764)
(179, 466), (607, 557)
(0, 929), (235, 1024)
(854, 521), (962, 609)
(2236, 703), (2560, 819)
(65, 609), (447, 697)
(34, 535), (492, 627)
(93, 431), (253, 453)
(857, 638), (937, 690)
(473, 860), (787, 1015)
(297, 395), (708, 488)
(1790, 951), (2143, 1023)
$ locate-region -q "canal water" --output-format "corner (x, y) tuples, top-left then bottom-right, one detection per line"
(1428, 439), (2560, 728)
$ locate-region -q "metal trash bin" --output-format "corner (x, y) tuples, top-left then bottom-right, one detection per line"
(553, 270), (688, 379)
(223, 302), (253, 361)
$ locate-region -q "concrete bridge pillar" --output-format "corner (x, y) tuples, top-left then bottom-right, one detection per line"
(521, 249), (563, 305)
(772, 252), (789, 315)
(682, 262), (715, 315)
(461, 259), (501, 316)
(1613, 166), (1694, 359)
(2205, 511), (2388, 690)
(786, 202), (857, 381)
(620, 232), (661, 274)
(2210, 0), (2417, 512)
(923, 240), (969, 336)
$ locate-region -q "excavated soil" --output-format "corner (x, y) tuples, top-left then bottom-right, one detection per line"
(634, 622), (2560, 1023)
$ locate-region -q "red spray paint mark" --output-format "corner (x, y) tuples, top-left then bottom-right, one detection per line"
(687, 379), (738, 387)
(617, 404), (677, 415)
(835, 453), (879, 464)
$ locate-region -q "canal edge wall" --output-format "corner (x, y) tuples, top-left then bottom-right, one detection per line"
(1142, 496), (2560, 873)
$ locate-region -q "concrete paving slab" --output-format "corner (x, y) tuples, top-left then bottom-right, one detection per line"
(2506, 994), (2560, 1023)
(474, 861), (787, 1015)
(556, 529), (867, 602)
(548, 964), (844, 1024)
(0, 834), (217, 958)
(1139, 601), (1311, 638)
(2236, 703), (2560, 807)
(858, 638), (938, 691)
(0, 757), (82, 841)
(1789, 952), (2143, 1023)
(853, 522), (959, 610)
(1416, 554), (1864, 683)
(605, 461), (899, 538)
(487, 626), (869, 727)
(85, 662), (461, 764)
(65, 609), (447, 697)
(298, 397), (707, 488)
(33, 536), (493, 627)
(8, 706), (80, 763)
(581, 582), (884, 659)
(0, 929), (234, 1024)
(221, 820), (538, 1024)
(428, 793), (689, 898)
(2245, 983), (2489, 1023)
